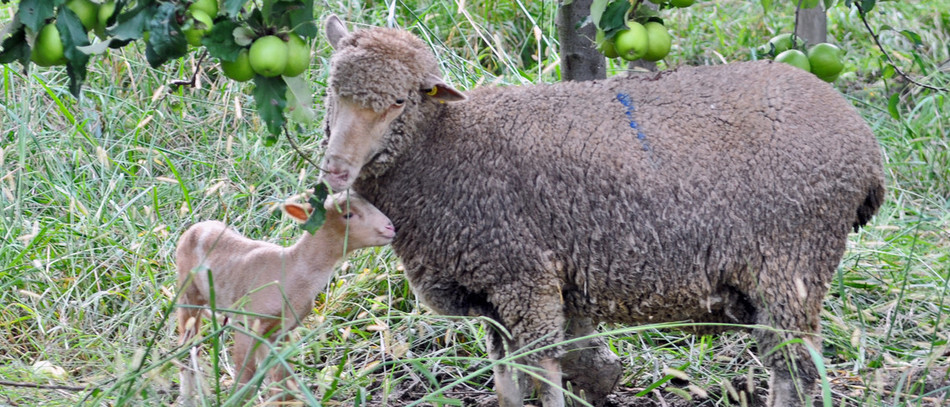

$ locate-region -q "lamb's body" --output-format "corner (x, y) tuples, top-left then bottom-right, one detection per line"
(322, 17), (884, 407)
(175, 193), (394, 405)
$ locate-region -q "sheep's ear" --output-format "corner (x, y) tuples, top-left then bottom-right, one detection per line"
(421, 74), (466, 102)
(282, 203), (313, 223)
(325, 15), (348, 49)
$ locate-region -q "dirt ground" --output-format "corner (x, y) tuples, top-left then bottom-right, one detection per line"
(364, 365), (949, 407)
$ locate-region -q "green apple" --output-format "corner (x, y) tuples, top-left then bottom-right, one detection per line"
(188, 0), (218, 18)
(65, 0), (98, 31)
(642, 21), (672, 62)
(282, 33), (310, 77)
(775, 49), (811, 72)
(95, 1), (116, 39)
(595, 29), (619, 59)
(614, 21), (649, 61)
(31, 23), (67, 67)
(248, 35), (288, 77)
(807, 43), (844, 79)
(221, 49), (255, 81)
(184, 10), (213, 47)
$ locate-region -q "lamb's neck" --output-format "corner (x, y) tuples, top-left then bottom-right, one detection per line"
(284, 228), (346, 275)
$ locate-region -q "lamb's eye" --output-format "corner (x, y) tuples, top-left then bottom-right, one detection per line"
(342, 212), (354, 219)
(394, 98), (406, 106)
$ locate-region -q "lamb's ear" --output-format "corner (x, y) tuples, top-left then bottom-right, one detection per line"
(325, 14), (348, 49)
(282, 203), (313, 223)
(421, 74), (466, 102)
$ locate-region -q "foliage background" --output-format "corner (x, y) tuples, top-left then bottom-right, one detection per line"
(0, 0), (948, 405)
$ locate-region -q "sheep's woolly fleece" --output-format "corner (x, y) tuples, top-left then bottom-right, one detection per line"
(325, 22), (884, 406)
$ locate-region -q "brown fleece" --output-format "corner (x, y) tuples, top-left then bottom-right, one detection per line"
(327, 25), (885, 407)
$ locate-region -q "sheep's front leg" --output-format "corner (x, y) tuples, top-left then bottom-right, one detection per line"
(537, 357), (565, 407)
(488, 330), (524, 407)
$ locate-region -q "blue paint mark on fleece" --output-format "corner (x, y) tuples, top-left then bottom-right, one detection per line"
(616, 93), (651, 152)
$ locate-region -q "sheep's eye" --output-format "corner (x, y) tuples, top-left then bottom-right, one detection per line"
(394, 98), (406, 106)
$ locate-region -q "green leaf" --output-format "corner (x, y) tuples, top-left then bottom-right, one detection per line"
(899, 30), (923, 47)
(887, 93), (901, 120)
(15, 0), (58, 32)
(0, 23), (30, 65)
(601, 0), (631, 39)
(222, 0), (245, 19)
(108, 3), (152, 41)
(57, 7), (91, 97)
(301, 182), (331, 234)
(253, 75), (288, 136)
(822, 0), (836, 9)
(881, 64), (895, 80)
(284, 75), (316, 123)
(145, 2), (188, 68)
(203, 19), (243, 62)
(760, 0), (773, 13)
(589, 0), (609, 29)
(274, 0), (316, 38)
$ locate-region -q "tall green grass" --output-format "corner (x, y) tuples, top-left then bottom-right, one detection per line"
(1, 0), (948, 406)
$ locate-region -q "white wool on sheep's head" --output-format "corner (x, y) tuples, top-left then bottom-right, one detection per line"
(328, 27), (444, 113)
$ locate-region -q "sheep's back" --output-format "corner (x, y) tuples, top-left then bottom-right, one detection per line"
(358, 60), (884, 323)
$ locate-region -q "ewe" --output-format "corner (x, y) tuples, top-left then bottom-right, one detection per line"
(320, 15), (884, 407)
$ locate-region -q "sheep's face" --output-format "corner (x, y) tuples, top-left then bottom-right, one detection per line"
(321, 15), (467, 192)
(323, 95), (407, 191)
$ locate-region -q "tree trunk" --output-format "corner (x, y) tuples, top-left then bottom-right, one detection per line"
(795, 5), (827, 45)
(557, 0), (606, 81)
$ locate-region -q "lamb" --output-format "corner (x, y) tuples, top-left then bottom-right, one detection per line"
(175, 191), (395, 405)
(319, 15), (885, 407)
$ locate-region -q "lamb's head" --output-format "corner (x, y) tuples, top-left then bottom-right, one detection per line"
(284, 191), (396, 250)
(320, 15), (466, 191)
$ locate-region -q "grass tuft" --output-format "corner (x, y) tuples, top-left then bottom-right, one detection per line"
(1, 0), (948, 406)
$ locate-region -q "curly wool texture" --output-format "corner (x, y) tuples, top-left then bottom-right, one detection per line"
(327, 27), (885, 403)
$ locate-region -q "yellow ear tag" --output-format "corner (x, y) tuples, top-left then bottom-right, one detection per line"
(426, 87), (439, 96)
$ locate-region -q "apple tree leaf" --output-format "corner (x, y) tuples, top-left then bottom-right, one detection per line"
(301, 182), (331, 234)
(284, 74), (316, 123)
(57, 7), (91, 97)
(108, 2), (152, 41)
(887, 93), (900, 120)
(203, 19), (243, 62)
(15, 0), (58, 32)
(899, 30), (923, 47)
(253, 75), (288, 137)
(273, 0), (316, 38)
(0, 24), (30, 66)
(145, 1), (188, 68)
(590, 0), (609, 29)
(601, 0), (631, 39)
(222, 0), (245, 19)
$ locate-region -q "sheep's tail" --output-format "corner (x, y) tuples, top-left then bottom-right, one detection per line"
(854, 181), (885, 232)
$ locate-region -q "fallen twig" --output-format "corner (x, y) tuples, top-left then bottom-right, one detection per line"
(0, 380), (88, 392)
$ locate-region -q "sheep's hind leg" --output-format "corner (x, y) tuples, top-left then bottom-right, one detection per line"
(559, 317), (621, 406)
(753, 264), (827, 406)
